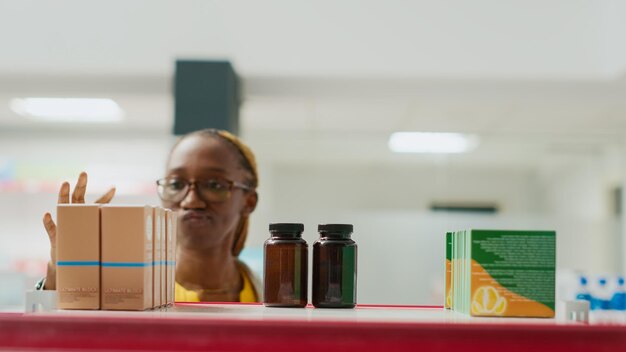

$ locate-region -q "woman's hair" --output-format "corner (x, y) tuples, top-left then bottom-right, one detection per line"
(169, 128), (259, 257)
(169, 128), (258, 188)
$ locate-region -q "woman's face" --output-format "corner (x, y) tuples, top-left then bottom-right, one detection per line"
(163, 135), (257, 251)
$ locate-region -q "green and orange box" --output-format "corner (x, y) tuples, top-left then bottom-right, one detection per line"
(445, 229), (555, 318)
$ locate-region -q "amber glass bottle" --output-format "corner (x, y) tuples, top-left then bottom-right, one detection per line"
(263, 223), (308, 307)
(312, 224), (357, 308)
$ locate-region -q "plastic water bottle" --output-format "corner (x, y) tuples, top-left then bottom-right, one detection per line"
(610, 277), (626, 311)
(576, 276), (592, 302)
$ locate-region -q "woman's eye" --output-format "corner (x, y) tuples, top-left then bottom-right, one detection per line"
(207, 180), (225, 189)
(169, 180), (185, 191)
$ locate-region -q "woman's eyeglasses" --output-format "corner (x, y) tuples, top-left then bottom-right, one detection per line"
(156, 177), (252, 203)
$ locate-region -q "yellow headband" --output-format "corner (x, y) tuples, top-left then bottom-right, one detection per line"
(214, 130), (258, 257)
(215, 130), (258, 188)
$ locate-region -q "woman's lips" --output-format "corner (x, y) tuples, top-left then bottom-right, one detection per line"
(181, 210), (212, 223)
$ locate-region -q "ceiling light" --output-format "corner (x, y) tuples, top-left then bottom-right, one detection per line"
(388, 132), (478, 154)
(10, 98), (124, 123)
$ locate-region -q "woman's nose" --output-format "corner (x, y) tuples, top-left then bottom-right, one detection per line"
(180, 184), (207, 209)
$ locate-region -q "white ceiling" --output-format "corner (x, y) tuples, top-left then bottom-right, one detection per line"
(1, 0), (625, 79)
(1, 0), (626, 169)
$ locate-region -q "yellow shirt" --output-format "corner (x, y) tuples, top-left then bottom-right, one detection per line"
(174, 264), (258, 303)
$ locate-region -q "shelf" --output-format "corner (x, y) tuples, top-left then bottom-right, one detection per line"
(1, 302), (626, 351)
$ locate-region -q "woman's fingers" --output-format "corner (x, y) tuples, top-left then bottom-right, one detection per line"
(71, 172), (88, 204)
(58, 182), (70, 204)
(95, 187), (116, 204)
(43, 212), (56, 242)
(43, 213), (58, 290)
(43, 212), (57, 262)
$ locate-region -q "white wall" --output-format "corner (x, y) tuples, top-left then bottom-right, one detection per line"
(245, 160), (622, 304)
(600, 0), (626, 76)
(539, 154), (623, 273)
(248, 161), (544, 304)
(0, 134), (168, 274)
(0, 132), (623, 305)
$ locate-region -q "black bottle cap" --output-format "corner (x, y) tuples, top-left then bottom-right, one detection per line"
(269, 223), (304, 234)
(318, 224), (353, 234)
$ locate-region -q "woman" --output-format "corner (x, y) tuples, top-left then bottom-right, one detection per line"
(39, 129), (261, 302)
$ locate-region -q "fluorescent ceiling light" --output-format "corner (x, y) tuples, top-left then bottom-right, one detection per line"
(389, 132), (478, 154)
(10, 98), (124, 123)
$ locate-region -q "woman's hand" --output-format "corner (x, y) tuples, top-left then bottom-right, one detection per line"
(42, 172), (115, 290)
